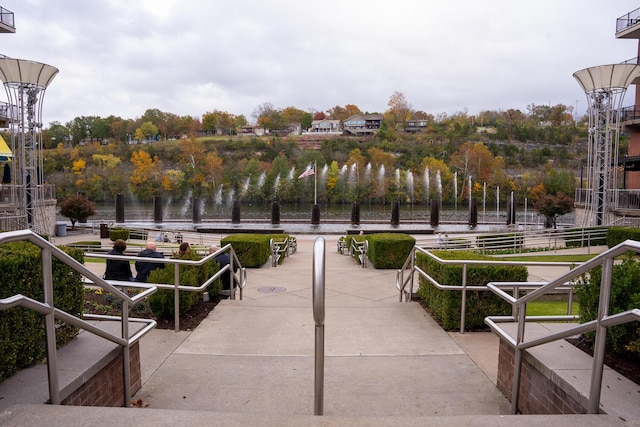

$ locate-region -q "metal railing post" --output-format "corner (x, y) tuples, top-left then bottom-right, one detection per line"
(41, 246), (61, 404)
(460, 263), (467, 334)
(174, 263), (180, 332)
(121, 298), (131, 404)
(312, 237), (325, 416)
(588, 256), (613, 413)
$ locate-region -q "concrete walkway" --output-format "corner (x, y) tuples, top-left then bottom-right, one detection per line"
(132, 234), (511, 417)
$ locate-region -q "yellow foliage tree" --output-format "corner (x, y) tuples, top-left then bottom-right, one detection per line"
(72, 159), (86, 174)
(130, 150), (162, 200)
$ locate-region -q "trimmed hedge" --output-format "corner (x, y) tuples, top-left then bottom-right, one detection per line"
(147, 249), (220, 320)
(576, 256), (640, 360)
(109, 227), (130, 241)
(606, 226), (640, 248)
(220, 234), (291, 267)
(0, 242), (84, 381)
(416, 250), (527, 331)
(366, 233), (416, 269)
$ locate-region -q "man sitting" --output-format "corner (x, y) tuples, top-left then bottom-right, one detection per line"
(210, 245), (235, 292)
(135, 241), (165, 282)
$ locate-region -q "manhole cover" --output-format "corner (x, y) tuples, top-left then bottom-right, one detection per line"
(258, 286), (286, 294)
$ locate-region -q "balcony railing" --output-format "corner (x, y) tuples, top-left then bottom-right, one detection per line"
(618, 105), (640, 123)
(616, 7), (640, 33)
(0, 6), (14, 32)
(576, 188), (640, 212)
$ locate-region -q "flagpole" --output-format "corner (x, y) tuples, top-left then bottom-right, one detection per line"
(314, 160), (317, 205)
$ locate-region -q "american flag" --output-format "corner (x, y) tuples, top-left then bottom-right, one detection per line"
(298, 166), (315, 179)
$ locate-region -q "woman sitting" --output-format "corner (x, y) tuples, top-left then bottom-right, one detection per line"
(104, 239), (133, 281)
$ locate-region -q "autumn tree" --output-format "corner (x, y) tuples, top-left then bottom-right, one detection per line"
(534, 193), (574, 229)
(386, 91), (413, 129)
(202, 109), (235, 135)
(327, 104), (361, 122)
(252, 102), (288, 131)
(130, 149), (163, 200)
(281, 106), (306, 124)
(134, 121), (159, 142)
(59, 194), (96, 230)
(450, 142), (505, 200)
(531, 169), (576, 228)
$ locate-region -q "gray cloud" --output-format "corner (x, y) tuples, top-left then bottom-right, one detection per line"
(1, 0), (637, 125)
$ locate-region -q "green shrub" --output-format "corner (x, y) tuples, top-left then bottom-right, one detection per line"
(109, 227), (129, 241)
(221, 234), (272, 267)
(366, 233), (416, 269)
(147, 250), (219, 320)
(606, 226), (640, 248)
(416, 250), (527, 331)
(576, 255), (640, 360)
(0, 242), (84, 381)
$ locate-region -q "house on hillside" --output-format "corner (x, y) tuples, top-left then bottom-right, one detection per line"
(306, 119), (342, 134)
(343, 114), (383, 136)
(396, 119), (428, 133)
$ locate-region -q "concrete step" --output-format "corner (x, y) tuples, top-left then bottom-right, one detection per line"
(1, 404), (633, 427)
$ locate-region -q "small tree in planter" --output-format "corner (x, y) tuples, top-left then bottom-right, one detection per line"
(59, 194), (96, 230)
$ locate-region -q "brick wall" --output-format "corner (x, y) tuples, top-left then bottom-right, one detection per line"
(61, 343), (141, 407)
(497, 339), (587, 415)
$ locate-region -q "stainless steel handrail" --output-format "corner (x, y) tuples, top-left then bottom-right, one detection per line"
(312, 236), (325, 416)
(485, 239), (640, 415)
(0, 230), (157, 407)
(86, 243), (246, 331)
(397, 246), (577, 332)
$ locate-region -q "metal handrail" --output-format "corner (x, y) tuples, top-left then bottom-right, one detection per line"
(312, 237), (325, 416)
(414, 226), (608, 255)
(0, 230), (157, 407)
(86, 243), (246, 331)
(485, 239), (640, 415)
(397, 246), (578, 333)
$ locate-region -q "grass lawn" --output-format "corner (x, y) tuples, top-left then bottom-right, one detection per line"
(526, 300), (580, 316)
(499, 254), (595, 263)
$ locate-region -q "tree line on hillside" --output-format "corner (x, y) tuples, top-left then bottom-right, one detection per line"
(46, 135), (577, 225)
(0, 91), (591, 149)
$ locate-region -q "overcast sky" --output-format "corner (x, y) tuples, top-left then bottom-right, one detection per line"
(1, 0), (639, 127)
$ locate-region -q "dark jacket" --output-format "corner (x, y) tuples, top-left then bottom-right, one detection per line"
(104, 249), (133, 281)
(135, 248), (165, 282)
(214, 252), (235, 289)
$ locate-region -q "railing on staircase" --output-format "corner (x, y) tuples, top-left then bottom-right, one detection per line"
(484, 240), (640, 414)
(396, 246), (576, 333)
(86, 243), (247, 332)
(0, 230), (157, 407)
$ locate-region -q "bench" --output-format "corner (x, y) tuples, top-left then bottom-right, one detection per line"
(270, 237), (289, 267)
(351, 239), (368, 268)
(337, 237), (348, 254)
